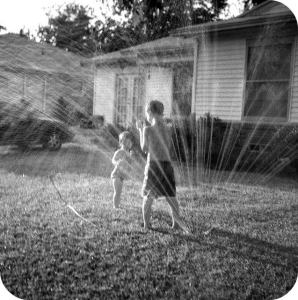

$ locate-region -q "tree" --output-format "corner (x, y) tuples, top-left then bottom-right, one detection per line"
(113, 0), (228, 41)
(91, 17), (145, 53)
(38, 4), (97, 56)
(0, 25), (6, 32)
(243, 0), (268, 11)
(37, 0), (229, 56)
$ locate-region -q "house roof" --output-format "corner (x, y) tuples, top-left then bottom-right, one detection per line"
(86, 36), (195, 66)
(86, 0), (297, 67)
(171, 13), (296, 37)
(171, 0), (296, 37)
(237, 0), (292, 18)
(0, 33), (90, 77)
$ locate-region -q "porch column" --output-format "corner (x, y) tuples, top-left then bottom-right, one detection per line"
(43, 77), (47, 113)
(191, 39), (202, 185)
(191, 38), (198, 114)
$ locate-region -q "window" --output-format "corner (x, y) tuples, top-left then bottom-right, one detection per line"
(115, 74), (144, 127)
(244, 42), (292, 121)
(172, 63), (193, 117)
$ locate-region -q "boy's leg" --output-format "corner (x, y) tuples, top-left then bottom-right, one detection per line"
(142, 195), (154, 229)
(112, 178), (123, 208)
(166, 197), (189, 234)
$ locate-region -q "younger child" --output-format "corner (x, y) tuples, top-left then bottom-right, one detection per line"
(111, 131), (133, 208)
(136, 100), (189, 233)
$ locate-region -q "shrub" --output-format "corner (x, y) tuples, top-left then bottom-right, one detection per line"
(99, 123), (125, 149)
(215, 123), (298, 173)
(168, 113), (228, 167)
(170, 116), (194, 163)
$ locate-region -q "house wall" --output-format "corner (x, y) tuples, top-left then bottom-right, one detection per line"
(195, 32), (298, 124)
(93, 65), (173, 124)
(0, 68), (92, 118)
(93, 66), (116, 123)
(144, 66), (173, 117)
(195, 36), (246, 121)
(290, 37), (298, 123)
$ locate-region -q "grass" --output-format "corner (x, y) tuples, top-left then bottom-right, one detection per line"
(0, 134), (298, 299)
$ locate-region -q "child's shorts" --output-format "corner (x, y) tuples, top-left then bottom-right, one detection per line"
(142, 160), (176, 198)
(111, 168), (126, 181)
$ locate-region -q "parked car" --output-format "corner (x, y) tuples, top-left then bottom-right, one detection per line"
(0, 101), (74, 151)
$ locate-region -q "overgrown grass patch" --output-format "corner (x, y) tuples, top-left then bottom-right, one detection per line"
(0, 145), (297, 299)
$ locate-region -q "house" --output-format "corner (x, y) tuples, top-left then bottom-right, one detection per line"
(0, 34), (93, 118)
(91, 0), (298, 131)
(90, 36), (195, 127)
(172, 0), (298, 126)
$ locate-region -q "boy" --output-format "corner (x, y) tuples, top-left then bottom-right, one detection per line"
(136, 100), (189, 233)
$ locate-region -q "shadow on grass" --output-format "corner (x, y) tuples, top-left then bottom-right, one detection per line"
(150, 225), (298, 271)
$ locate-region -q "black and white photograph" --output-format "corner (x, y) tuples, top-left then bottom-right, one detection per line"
(0, 0), (297, 299)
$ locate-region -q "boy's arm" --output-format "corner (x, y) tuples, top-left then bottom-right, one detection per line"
(139, 126), (149, 153)
(136, 120), (149, 153)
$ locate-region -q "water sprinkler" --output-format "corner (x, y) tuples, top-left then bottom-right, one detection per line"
(49, 175), (97, 228)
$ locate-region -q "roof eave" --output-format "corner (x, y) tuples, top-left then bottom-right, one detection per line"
(171, 14), (296, 37)
(87, 45), (194, 66)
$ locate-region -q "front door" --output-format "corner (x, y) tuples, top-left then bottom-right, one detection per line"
(115, 74), (144, 127)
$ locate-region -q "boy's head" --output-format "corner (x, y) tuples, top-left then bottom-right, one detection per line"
(145, 100), (164, 123)
(119, 131), (133, 150)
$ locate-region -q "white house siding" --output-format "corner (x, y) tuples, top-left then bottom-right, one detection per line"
(145, 66), (173, 117)
(26, 76), (44, 111)
(290, 37), (298, 123)
(0, 71), (23, 103)
(195, 37), (246, 121)
(93, 67), (116, 123)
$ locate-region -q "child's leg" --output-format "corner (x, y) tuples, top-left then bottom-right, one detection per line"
(112, 178), (123, 208)
(142, 195), (154, 229)
(166, 197), (189, 233)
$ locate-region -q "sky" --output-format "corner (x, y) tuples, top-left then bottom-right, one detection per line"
(0, 0), (297, 36)
(0, 0), (113, 35)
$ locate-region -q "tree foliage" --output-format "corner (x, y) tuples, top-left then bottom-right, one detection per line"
(38, 4), (97, 56)
(243, 0), (268, 11)
(114, 0), (228, 40)
(38, 0), (229, 56)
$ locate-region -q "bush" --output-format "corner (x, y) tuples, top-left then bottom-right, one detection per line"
(170, 116), (194, 162)
(209, 122), (298, 173)
(263, 125), (298, 172)
(166, 113), (298, 174)
(168, 113), (227, 167)
(99, 123), (125, 149)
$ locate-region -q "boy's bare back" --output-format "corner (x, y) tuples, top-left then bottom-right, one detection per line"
(146, 121), (171, 162)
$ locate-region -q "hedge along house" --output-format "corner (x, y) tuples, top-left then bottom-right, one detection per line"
(90, 36), (195, 127)
(0, 34), (93, 120)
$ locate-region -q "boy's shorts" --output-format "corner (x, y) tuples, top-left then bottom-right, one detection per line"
(111, 168), (126, 181)
(142, 160), (176, 198)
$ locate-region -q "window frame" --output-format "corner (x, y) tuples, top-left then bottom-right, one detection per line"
(242, 37), (294, 123)
(114, 73), (144, 127)
(172, 62), (193, 117)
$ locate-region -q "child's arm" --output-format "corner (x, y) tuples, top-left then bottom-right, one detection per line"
(112, 149), (123, 166)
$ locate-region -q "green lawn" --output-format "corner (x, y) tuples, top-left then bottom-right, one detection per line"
(0, 138), (297, 299)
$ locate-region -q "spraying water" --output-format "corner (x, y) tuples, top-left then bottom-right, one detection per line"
(0, 3), (297, 224)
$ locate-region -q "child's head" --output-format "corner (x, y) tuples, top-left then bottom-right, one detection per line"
(145, 100), (164, 123)
(119, 131), (133, 150)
